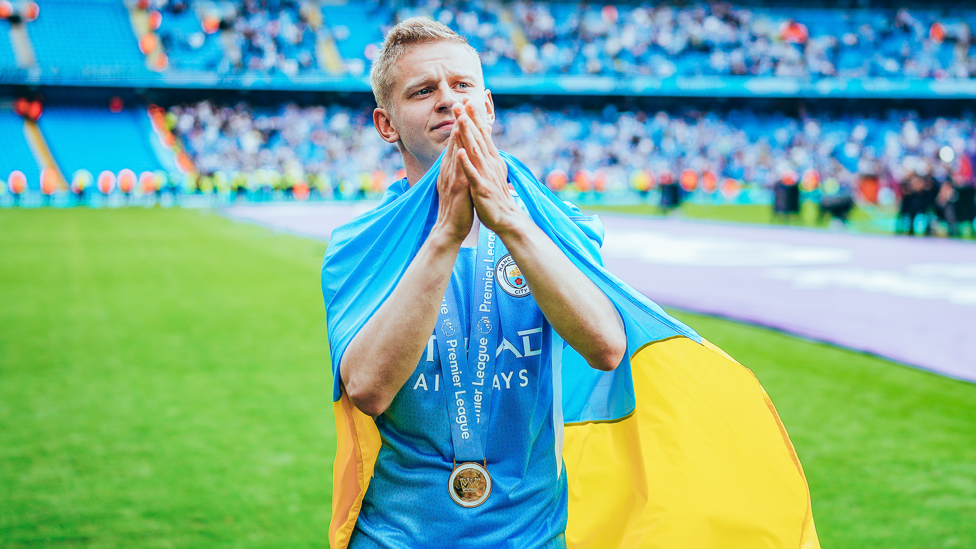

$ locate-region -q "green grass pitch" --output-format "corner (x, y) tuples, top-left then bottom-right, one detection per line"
(1, 208), (974, 548)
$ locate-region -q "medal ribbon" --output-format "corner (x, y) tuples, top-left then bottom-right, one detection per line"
(435, 227), (500, 463)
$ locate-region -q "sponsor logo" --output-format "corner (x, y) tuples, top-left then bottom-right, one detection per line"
(412, 369), (530, 392)
(496, 254), (530, 297)
(424, 329), (542, 362)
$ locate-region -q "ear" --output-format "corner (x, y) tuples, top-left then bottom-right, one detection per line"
(484, 89), (496, 126)
(373, 108), (400, 144)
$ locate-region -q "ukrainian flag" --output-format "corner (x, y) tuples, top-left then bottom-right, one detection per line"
(322, 152), (819, 549)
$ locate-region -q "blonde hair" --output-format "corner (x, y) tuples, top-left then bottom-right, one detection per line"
(370, 17), (482, 113)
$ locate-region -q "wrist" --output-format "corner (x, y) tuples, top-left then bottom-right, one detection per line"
(427, 223), (466, 252)
(492, 210), (535, 244)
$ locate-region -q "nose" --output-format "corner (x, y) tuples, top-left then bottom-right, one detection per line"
(434, 82), (461, 113)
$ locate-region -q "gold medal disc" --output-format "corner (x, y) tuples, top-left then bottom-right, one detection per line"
(449, 462), (492, 508)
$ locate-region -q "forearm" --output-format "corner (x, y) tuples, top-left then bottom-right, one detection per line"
(496, 215), (626, 371)
(340, 229), (462, 416)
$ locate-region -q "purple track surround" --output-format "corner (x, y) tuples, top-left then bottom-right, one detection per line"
(225, 204), (976, 383)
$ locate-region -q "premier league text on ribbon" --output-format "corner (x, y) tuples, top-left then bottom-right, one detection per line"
(472, 232), (496, 423)
(433, 229), (501, 506)
(439, 231), (497, 440)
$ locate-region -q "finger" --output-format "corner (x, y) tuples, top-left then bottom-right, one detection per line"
(464, 100), (489, 131)
(453, 137), (469, 177)
(454, 113), (474, 150)
(456, 147), (480, 187)
(454, 114), (482, 170)
(451, 103), (472, 151)
(446, 125), (460, 164)
(447, 124), (464, 166)
(461, 120), (491, 182)
(454, 134), (475, 193)
(457, 113), (490, 171)
(438, 129), (461, 192)
(443, 141), (454, 174)
(465, 101), (499, 156)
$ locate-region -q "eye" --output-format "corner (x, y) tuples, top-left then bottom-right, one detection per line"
(413, 88), (432, 97)
(456, 82), (471, 89)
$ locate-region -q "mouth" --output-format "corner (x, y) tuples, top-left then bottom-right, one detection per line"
(431, 119), (455, 132)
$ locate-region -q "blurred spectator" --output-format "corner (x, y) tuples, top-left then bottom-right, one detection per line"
(898, 173), (934, 235)
(819, 189), (854, 225)
(773, 171), (801, 221)
(954, 178), (976, 232)
(934, 178), (960, 235)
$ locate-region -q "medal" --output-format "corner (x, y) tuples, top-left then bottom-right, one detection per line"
(449, 461), (492, 508)
(434, 228), (502, 507)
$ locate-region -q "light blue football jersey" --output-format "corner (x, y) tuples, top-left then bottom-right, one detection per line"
(349, 243), (568, 549)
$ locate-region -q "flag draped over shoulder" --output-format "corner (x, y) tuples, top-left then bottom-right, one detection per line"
(321, 151), (820, 549)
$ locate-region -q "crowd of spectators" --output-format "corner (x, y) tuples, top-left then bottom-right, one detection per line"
(147, 0), (976, 80)
(166, 99), (976, 233)
(166, 100), (404, 195)
(154, 0), (321, 75)
(464, 1), (976, 79)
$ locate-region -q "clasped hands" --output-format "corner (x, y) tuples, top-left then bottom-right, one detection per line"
(435, 100), (523, 243)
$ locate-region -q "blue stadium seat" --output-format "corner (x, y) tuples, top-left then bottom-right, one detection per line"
(38, 106), (162, 176)
(27, 0), (146, 76)
(323, 3), (386, 68)
(0, 20), (17, 69)
(0, 108), (40, 188)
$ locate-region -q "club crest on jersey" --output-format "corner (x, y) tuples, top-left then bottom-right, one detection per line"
(496, 254), (530, 298)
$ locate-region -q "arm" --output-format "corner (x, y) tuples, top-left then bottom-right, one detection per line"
(453, 101), (626, 371)
(340, 130), (473, 417)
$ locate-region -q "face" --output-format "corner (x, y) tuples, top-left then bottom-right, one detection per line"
(373, 41), (495, 182)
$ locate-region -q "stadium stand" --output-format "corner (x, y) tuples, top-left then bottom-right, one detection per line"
(167, 101), (397, 181)
(163, 100), (975, 206)
(3, 1), (976, 98)
(0, 0), (973, 236)
(490, 3), (976, 78)
(147, 1), (974, 81)
(0, 106), (40, 189)
(0, 19), (16, 68)
(24, 0), (148, 79)
(38, 106), (162, 176)
(155, 1), (225, 72)
(322, 2), (390, 75)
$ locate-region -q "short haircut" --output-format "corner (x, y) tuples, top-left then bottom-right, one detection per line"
(370, 16), (482, 114)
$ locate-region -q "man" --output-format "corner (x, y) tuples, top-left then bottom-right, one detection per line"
(325, 16), (818, 549)
(332, 17), (626, 549)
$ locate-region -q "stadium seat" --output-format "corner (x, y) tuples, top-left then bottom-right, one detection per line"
(26, 0), (147, 77)
(38, 106), (162, 176)
(0, 108), (40, 188)
(0, 19), (17, 69)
